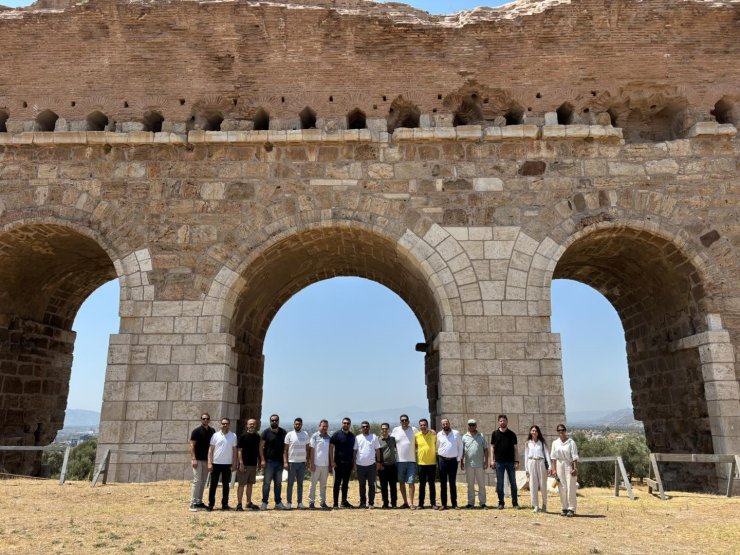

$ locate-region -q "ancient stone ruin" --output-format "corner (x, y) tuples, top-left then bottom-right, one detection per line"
(0, 0), (738, 488)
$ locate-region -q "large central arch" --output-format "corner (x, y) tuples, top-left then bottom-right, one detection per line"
(224, 223), (449, 427)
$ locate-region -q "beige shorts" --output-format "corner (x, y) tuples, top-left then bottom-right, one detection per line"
(237, 465), (257, 485)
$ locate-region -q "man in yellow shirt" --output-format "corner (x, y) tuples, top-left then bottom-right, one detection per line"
(414, 418), (437, 509)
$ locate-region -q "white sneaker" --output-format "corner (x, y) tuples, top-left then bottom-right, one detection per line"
(532, 507), (539, 513)
(260, 502), (267, 511)
(275, 503), (289, 510)
(297, 503), (305, 510)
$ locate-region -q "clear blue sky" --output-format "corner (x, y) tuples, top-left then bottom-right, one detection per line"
(6, 0), (633, 421)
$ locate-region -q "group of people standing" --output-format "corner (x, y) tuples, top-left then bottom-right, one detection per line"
(188, 412), (579, 517)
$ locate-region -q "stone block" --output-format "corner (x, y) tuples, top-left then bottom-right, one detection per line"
(473, 177), (504, 191)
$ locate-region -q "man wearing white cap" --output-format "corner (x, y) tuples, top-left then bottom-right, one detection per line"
(461, 419), (488, 508)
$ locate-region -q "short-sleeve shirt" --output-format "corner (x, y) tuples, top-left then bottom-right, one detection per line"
(354, 433), (380, 467)
(462, 431), (487, 468)
(237, 431), (260, 466)
(491, 428), (518, 463)
(330, 429), (356, 465)
(379, 436), (397, 465)
(391, 426), (417, 463)
(210, 430), (237, 465)
(261, 427), (287, 462)
(285, 430), (310, 463)
(310, 432), (331, 466)
(190, 425), (215, 461)
(415, 431), (437, 465)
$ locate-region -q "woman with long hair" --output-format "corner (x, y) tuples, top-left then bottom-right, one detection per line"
(523, 424), (550, 513)
(549, 424), (579, 517)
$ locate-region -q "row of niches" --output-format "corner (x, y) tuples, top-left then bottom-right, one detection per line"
(0, 95), (737, 143)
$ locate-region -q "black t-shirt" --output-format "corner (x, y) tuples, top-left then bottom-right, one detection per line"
(238, 431), (261, 466)
(261, 427), (287, 462)
(491, 428), (518, 463)
(330, 430), (356, 465)
(190, 425), (215, 461)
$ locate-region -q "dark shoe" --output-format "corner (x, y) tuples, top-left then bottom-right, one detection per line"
(480, 504), (487, 509)
(189, 503), (198, 512)
(561, 509), (568, 516)
(464, 504), (473, 509)
(566, 510), (575, 517)
(398, 503), (410, 509)
(222, 505), (231, 511)
(195, 502), (208, 510)
(341, 501), (355, 509)
(308, 502), (316, 510)
(205, 505), (213, 512)
(247, 502), (259, 511)
(333, 503), (341, 510)
(320, 503), (332, 511)
(358, 504), (367, 509)
(235, 504), (243, 512)
(498, 504), (504, 510)
(513, 505), (520, 510)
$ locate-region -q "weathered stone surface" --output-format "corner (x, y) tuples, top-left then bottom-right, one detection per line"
(0, 0), (738, 490)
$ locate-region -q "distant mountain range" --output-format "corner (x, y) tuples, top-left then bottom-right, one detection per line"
(64, 409), (101, 428)
(568, 408), (642, 428)
(66, 406), (641, 430)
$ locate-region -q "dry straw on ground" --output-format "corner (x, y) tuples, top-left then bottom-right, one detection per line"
(1, 478), (739, 554)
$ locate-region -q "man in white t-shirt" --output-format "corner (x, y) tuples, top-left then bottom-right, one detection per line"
(354, 421), (382, 508)
(207, 417), (238, 511)
(391, 414), (418, 509)
(283, 417), (310, 509)
(307, 419), (332, 510)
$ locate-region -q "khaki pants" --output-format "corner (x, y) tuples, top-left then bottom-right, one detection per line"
(557, 461), (577, 512)
(191, 460), (209, 504)
(309, 465), (329, 505)
(527, 458), (548, 509)
(465, 465), (486, 506)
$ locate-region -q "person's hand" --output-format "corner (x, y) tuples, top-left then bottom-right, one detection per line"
(232, 463), (237, 472)
(310, 463), (315, 472)
(515, 461), (520, 469)
(571, 468), (577, 476)
(284, 463), (289, 471)
(460, 461), (465, 471)
(192, 460), (198, 469)
(260, 461), (266, 470)
(490, 462), (496, 470)
(208, 463), (213, 472)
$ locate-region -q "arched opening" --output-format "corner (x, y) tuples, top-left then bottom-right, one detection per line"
(387, 96), (420, 133)
(346, 108), (367, 130)
(299, 107), (317, 129)
(621, 100), (689, 143)
(142, 110), (164, 133)
(228, 226), (444, 430)
(711, 97), (735, 125)
(453, 94), (483, 126)
(503, 103), (525, 125)
(253, 107), (270, 131)
(556, 102), (575, 125)
(261, 277), (427, 423)
(553, 226), (715, 489)
(86, 111), (109, 132)
(35, 109), (59, 132)
(187, 110), (224, 131)
(0, 109), (8, 132)
(552, 280), (633, 426)
(0, 224), (118, 476)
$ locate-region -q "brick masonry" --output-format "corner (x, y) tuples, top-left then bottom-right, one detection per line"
(0, 0), (738, 487)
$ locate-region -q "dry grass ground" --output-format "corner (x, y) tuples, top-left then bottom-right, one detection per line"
(1, 478), (739, 554)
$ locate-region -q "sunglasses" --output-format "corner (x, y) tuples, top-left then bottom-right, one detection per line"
(557, 429), (566, 432)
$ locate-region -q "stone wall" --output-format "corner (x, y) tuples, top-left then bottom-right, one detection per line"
(0, 0), (738, 488)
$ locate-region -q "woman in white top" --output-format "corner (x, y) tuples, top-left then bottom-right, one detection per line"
(523, 425), (551, 513)
(549, 424), (579, 517)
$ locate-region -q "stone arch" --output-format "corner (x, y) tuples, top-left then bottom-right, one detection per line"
(0, 219), (132, 475)
(203, 219), (469, 428)
(536, 218), (739, 489)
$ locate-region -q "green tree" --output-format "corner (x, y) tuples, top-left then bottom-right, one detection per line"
(67, 439), (98, 481)
(42, 450), (64, 478)
(618, 434), (650, 483)
(571, 432), (618, 487)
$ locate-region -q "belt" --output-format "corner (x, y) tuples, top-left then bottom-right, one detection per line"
(439, 456), (457, 461)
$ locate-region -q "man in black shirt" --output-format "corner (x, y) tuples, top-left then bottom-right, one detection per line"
(489, 414), (520, 510)
(329, 417), (356, 509)
(236, 418), (261, 511)
(189, 412), (215, 511)
(259, 414), (288, 510)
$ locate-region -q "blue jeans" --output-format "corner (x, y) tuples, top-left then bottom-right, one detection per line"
(262, 460), (283, 505)
(495, 461), (518, 506)
(287, 462), (306, 504)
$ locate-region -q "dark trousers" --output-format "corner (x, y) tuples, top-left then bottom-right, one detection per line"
(356, 464), (377, 506)
(418, 464), (437, 507)
(379, 463), (398, 507)
(495, 461), (518, 506)
(438, 457), (459, 508)
(208, 464), (232, 508)
(333, 463), (352, 505)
